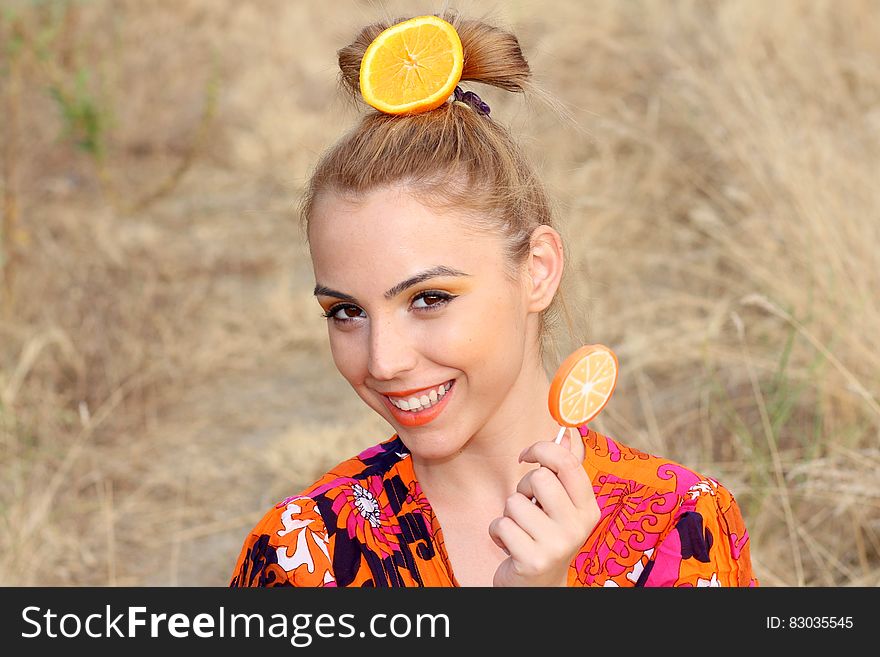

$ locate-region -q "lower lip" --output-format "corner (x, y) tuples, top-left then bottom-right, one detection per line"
(382, 380), (456, 427)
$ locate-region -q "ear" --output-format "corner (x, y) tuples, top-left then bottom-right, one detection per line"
(524, 225), (564, 314)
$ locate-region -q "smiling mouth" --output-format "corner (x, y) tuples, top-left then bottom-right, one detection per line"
(384, 379), (454, 412)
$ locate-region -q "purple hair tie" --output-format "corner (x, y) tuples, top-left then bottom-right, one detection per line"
(453, 86), (491, 116)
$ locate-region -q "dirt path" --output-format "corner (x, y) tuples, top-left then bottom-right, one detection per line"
(98, 173), (393, 586)
(122, 346), (394, 586)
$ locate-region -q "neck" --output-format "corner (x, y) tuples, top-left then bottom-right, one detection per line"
(410, 363), (585, 506)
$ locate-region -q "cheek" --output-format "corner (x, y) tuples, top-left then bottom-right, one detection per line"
(430, 291), (524, 367)
(327, 330), (367, 382)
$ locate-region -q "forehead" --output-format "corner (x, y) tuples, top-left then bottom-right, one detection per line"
(308, 187), (504, 282)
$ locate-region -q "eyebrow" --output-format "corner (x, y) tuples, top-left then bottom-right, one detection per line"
(313, 265), (471, 302)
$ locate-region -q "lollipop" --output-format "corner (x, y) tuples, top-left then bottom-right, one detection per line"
(529, 344), (618, 505)
(548, 344), (619, 445)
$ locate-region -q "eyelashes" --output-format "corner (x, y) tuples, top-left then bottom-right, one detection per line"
(321, 290), (457, 325)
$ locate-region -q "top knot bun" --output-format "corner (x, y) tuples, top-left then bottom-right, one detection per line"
(337, 11), (531, 107)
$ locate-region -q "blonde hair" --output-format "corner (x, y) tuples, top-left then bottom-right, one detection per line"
(298, 10), (579, 364)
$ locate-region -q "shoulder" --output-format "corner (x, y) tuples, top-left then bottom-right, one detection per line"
(582, 427), (721, 497)
(582, 428), (745, 514)
(577, 428), (758, 587)
(229, 494), (334, 587)
(229, 434), (411, 588)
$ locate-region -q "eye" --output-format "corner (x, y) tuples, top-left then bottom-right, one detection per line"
(412, 290), (454, 310)
(321, 304), (365, 324)
(320, 290), (457, 326)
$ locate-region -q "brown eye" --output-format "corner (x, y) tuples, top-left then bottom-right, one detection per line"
(321, 304), (365, 324)
(412, 290), (456, 312)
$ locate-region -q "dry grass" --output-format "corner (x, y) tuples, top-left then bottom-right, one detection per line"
(1, 0), (877, 586)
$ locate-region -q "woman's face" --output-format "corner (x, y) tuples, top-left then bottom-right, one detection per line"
(308, 185), (536, 460)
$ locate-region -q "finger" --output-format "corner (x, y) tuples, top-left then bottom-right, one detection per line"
(519, 440), (595, 512)
(488, 514), (535, 562)
(516, 466), (572, 520)
(488, 522), (510, 555)
(501, 491), (555, 542)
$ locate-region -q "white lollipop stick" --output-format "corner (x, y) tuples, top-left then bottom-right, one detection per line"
(553, 424), (566, 444)
(530, 425), (569, 504)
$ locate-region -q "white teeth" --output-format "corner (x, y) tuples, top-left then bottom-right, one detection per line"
(388, 380), (453, 412)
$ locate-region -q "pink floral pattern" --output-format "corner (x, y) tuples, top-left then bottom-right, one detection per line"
(231, 427), (759, 588)
(331, 476), (402, 560)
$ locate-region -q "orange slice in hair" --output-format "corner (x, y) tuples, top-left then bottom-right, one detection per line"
(359, 15), (464, 115)
(548, 344), (619, 427)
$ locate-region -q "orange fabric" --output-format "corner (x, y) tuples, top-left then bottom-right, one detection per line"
(230, 426), (759, 587)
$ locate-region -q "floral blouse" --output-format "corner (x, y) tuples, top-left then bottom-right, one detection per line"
(229, 426), (759, 587)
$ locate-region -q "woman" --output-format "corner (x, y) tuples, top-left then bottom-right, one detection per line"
(230, 11), (758, 588)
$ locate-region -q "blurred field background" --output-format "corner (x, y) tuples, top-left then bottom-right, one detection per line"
(1, 0), (878, 586)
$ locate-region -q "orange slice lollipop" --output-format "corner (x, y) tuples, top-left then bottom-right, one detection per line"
(548, 344), (619, 428)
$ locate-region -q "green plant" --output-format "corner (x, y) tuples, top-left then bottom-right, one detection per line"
(49, 66), (111, 159)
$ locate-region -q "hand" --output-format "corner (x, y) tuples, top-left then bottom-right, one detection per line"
(488, 431), (599, 587)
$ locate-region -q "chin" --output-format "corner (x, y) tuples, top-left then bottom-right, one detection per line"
(394, 429), (467, 463)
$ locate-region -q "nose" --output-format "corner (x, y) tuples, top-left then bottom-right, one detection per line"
(367, 313), (418, 382)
